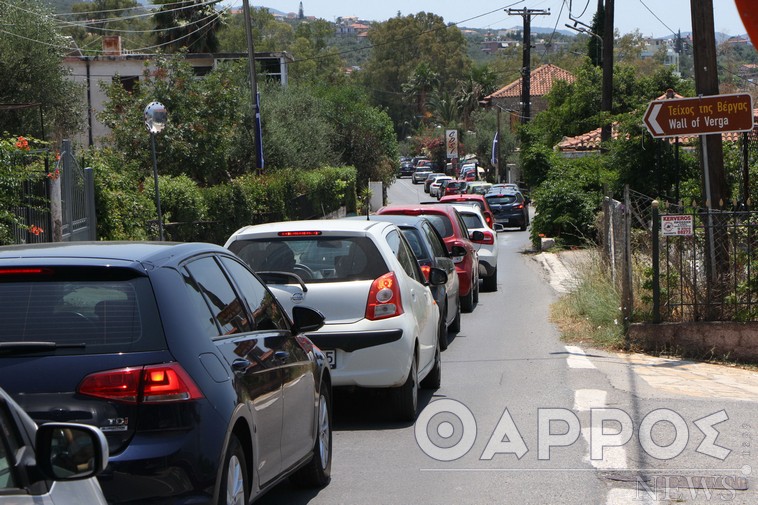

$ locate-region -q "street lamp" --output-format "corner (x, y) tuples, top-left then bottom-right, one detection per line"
(144, 101), (167, 241)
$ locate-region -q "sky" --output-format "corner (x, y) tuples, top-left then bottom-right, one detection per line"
(253, 0), (749, 39)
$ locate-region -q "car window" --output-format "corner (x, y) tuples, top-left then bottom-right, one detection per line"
(0, 268), (163, 354)
(400, 228), (430, 261)
(0, 405), (18, 489)
(386, 230), (424, 283)
(454, 210), (469, 236)
(184, 256), (251, 336)
(422, 222), (448, 258)
(487, 194), (518, 204)
(229, 237), (388, 283)
(459, 211), (484, 230)
(424, 214), (453, 238)
(219, 257), (289, 332)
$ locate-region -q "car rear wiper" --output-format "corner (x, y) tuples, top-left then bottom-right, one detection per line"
(0, 341), (87, 354)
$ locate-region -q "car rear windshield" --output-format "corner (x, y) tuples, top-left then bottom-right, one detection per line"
(228, 236), (389, 283)
(400, 229), (430, 262)
(421, 214), (453, 238)
(0, 267), (164, 355)
(459, 212), (484, 230)
(487, 194), (519, 204)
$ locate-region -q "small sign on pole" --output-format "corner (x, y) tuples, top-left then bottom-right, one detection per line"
(446, 129), (458, 159)
(661, 215), (694, 236)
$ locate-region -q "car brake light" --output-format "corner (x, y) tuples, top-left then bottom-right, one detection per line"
(278, 231), (322, 236)
(365, 272), (404, 320)
(515, 204), (524, 210)
(0, 267), (53, 275)
(78, 363), (204, 404)
(485, 215), (494, 228)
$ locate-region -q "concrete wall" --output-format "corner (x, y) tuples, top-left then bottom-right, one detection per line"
(628, 322), (758, 362)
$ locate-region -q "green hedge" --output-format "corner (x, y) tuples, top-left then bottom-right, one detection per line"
(93, 163), (356, 243)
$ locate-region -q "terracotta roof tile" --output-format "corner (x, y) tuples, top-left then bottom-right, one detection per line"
(485, 64), (576, 99)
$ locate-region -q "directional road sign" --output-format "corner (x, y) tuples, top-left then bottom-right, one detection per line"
(643, 93), (754, 138)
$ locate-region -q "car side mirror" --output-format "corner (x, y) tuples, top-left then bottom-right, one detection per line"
(470, 231), (485, 242)
(450, 245), (467, 258)
(36, 423), (109, 481)
(427, 267), (448, 286)
(291, 305), (325, 333)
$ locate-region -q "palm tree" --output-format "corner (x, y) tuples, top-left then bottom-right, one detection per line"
(402, 63), (440, 124)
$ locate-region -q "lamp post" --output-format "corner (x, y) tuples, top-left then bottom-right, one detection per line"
(144, 101), (167, 241)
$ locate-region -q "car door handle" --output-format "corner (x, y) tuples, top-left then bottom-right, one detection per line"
(274, 351), (290, 361)
(231, 358), (251, 374)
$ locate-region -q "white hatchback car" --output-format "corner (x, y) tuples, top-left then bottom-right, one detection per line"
(451, 204), (502, 292)
(225, 219), (447, 421)
(429, 176), (453, 198)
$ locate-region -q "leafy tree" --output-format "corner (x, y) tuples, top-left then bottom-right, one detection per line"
(361, 12), (470, 135)
(0, 0), (85, 140)
(98, 55), (254, 185)
(65, 0), (155, 51)
(587, 3), (604, 67)
(153, 0), (224, 53)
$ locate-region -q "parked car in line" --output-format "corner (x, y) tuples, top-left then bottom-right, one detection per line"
(0, 386), (110, 505)
(465, 181), (493, 195)
(354, 214), (461, 350)
(423, 172), (447, 193)
(411, 166), (432, 184)
(438, 194), (496, 230)
(398, 161), (414, 178)
(439, 179), (467, 199)
(451, 204), (502, 292)
(486, 189), (530, 230)
(0, 242), (332, 505)
(377, 204), (481, 313)
(429, 176), (454, 198)
(225, 219), (447, 421)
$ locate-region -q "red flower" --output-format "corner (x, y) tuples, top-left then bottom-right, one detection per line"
(46, 169), (60, 180)
(28, 225), (43, 236)
(15, 136), (29, 150)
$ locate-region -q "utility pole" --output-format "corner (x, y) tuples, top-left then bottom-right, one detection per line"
(600, 0), (614, 143)
(242, 0), (262, 171)
(507, 8), (550, 124)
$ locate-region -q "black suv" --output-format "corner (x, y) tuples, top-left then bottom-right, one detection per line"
(0, 242), (332, 504)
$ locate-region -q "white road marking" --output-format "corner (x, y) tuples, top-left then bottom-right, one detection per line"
(565, 345), (596, 369)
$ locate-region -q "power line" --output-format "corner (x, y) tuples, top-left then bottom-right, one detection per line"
(637, 0), (677, 39)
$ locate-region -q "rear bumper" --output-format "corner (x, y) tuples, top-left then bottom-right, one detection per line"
(494, 213), (526, 227)
(306, 327), (412, 388)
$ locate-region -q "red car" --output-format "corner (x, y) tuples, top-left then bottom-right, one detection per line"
(438, 194), (496, 229)
(441, 180), (467, 198)
(377, 204), (482, 313)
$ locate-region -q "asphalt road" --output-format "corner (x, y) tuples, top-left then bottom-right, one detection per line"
(258, 177), (758, 504)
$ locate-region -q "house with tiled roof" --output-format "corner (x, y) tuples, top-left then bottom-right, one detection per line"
(484, 64), (576, 121)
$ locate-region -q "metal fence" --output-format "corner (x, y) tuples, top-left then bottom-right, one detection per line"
(600, 186), (758, 323)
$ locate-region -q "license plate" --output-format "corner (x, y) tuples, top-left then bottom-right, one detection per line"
(324, 350), (336, 369)
(501, 218), (509, 223)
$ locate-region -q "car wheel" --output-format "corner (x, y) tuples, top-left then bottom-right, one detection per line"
(438, 306), (449, 351)
(218, 435), (248, 505)
(482, 267), (497, 292)
(291, 384), (332, 487)
(472, 275), (480, 304)
(460, 281), (474, 313)
(421, 341), (441, 389)
(520, 221), (528, 231)
(449, 300), (461, 333)
(392, 357), (418, 422)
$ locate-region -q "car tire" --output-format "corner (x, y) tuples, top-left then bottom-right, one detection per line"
(460, 281), (474, 313)
(520, 222), (528, 231)
(392, 357), (418, 422)
(472, 275), (480, 304)
(290, 385), (332, 488)
(421, 341), (441, 389)
(482, 267), (497, 292)
(438, 307), (449, 351)
(218, 435), (248, 505)
(449, 300), (461, 333)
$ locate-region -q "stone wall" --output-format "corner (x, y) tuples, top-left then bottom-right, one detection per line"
(628, 322), (758, 362)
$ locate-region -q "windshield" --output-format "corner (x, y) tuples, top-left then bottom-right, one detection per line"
(487, 194), (519, 205)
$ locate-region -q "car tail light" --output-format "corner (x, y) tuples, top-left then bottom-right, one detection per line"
(485, 214), (494, 228)
(0, 267), (53, 276)
(514, 203), (524, 210)
(78, 363), (204, 404)
(419, 263), (432, 282)
(278, 231), (322, 237)
(365, 272), (404, 320)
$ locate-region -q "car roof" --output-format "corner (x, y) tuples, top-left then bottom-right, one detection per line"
(0, 241), (225, 268)
(227, 218), (396, 240)
(357, 214), (430, 228)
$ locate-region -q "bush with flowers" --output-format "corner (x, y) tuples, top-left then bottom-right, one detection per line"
(0, 134), (51, 244)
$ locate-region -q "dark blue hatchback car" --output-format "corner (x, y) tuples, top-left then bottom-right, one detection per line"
(0, 242), (332, 504)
